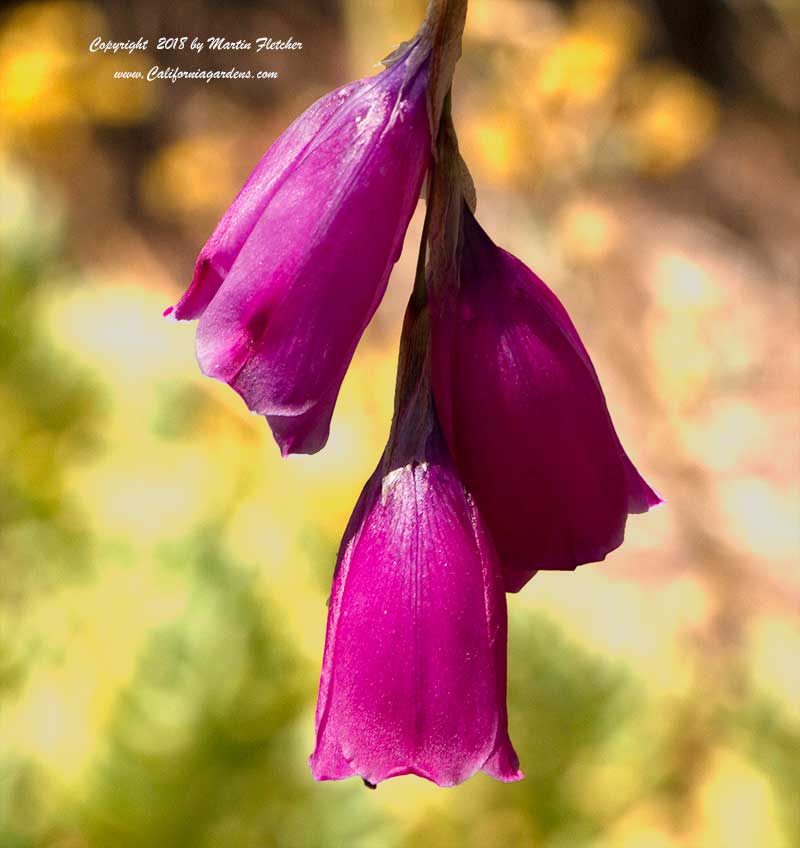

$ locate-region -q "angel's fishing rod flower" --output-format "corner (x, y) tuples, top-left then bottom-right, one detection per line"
(309, 425), (522, 787)
(311, 284), (521, 789)
(430, 206), (662, 593)
(166, 41), (431, 456)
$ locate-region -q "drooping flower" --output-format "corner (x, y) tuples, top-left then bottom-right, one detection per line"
(166, 41), (431, 456)
(430, 205), (662, 593)
(309, 411), (522, 787)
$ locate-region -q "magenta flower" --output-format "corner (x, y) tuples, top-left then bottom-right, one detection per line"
(430, 207), (662, 593)
(166, 43), (431, 455)
(309, 426), (523, 787)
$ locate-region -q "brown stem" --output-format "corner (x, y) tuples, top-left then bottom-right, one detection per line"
(382, 3), (469, 470)
(426, 100), (467, 304)
(420, 0), (469, 136)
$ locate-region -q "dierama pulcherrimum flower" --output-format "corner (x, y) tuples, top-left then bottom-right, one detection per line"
(310, 303), (522, 787)
(430, 205), (662, 593)
(166, 39), (431, 456)
(310, 429), (522, 787)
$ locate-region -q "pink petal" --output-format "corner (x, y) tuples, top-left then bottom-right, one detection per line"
(431, 208), (662, 592)
(169, 46), (431, 455)
(310, 432), (523, 787)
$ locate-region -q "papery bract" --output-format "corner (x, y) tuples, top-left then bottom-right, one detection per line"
(309, 428), (523, 787)
(167, 44), (431, 456)
(431, 207), (662, 593)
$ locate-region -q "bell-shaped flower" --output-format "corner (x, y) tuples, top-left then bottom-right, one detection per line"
(166, 41), (431, 455)
(430, 206), (662, 593)
(309, 421), (523, 787)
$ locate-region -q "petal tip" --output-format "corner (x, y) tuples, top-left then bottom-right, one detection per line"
(272, 427), (328, 458)
(495, 767), (525, 783)
(267, 407), (332, 458)
(633, 487), (666, 513)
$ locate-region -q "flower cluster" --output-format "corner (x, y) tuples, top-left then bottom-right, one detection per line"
(168, 0), (660, 788)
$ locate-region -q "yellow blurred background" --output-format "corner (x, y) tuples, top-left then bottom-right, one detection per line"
(1, 1), (798, 846)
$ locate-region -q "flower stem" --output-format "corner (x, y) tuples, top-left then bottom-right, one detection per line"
(421, 0), (468, 135)
(383, 6), (467, 470)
